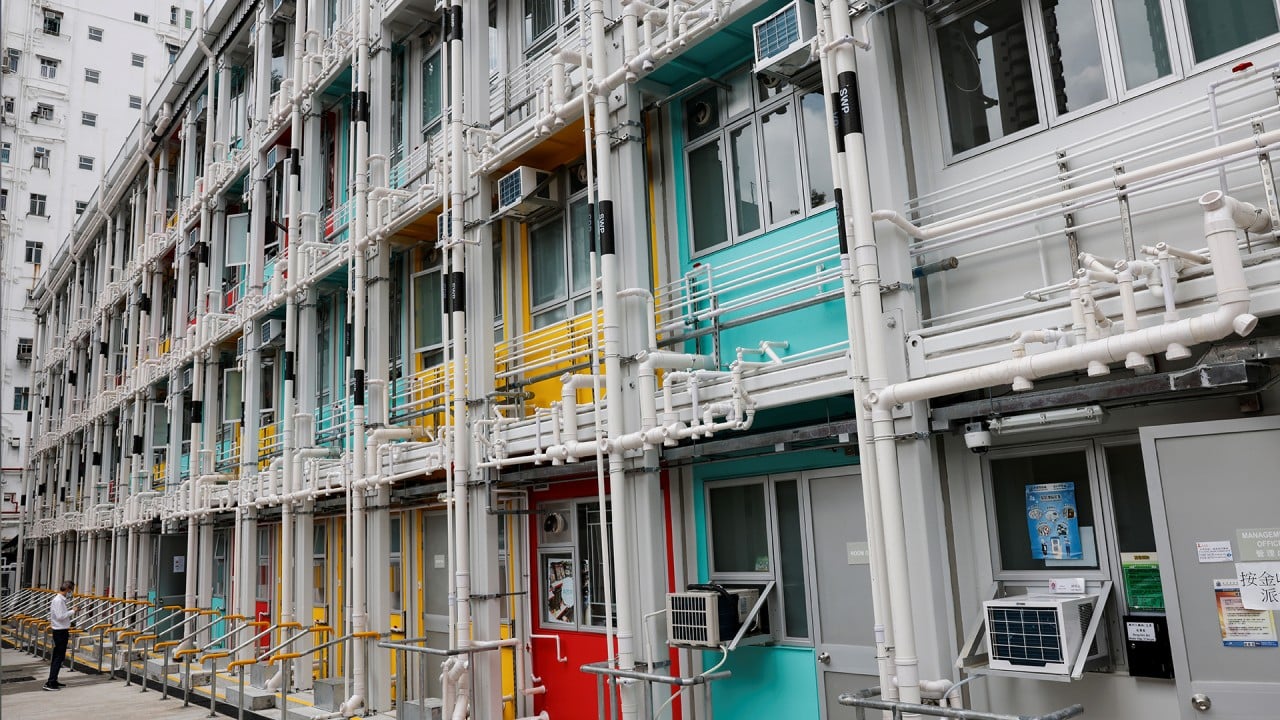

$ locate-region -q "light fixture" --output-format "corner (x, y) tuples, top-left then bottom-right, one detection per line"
(987, 405), (1107, 435)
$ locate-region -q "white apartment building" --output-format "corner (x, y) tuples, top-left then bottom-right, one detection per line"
(0, 1), (192, 580)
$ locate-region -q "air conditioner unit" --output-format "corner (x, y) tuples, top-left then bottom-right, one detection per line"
(16, 350), (32, 363)
(7, 437), (21, 448)
(265, 144), (283, 172)
(753, 1), (818, 79)
(666, 584), (761, 648)
(437, 211), (452, 246)
(260, 319), (284, 347)
(984, 593), (1099, 675)
(496, 166), (555, 217)
(270, 0), (296, 20)
(181, 367), (193, 390)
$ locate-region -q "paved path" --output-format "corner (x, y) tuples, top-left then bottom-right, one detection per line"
(1, 644), (218, 720)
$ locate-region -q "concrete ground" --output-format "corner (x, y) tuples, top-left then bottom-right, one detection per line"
(1, 644), (219, 720)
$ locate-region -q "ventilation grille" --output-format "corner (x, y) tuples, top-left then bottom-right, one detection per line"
(666, 591), (720, 648)
(987, 605), (1064, 667)
(755, 7), (801, 59)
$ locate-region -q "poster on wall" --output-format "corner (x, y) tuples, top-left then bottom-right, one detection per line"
(1026, 482), (1082, 561)
(1214, 578), (1279, 647)
(543, 553), (576, 625)
(1235, 561), (1280, 610)
(1121, 552), (1166, 612)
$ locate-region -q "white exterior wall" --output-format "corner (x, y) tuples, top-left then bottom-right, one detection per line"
(0, 2), (189, 560)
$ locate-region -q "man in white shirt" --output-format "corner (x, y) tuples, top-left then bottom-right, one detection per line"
(44, 581), (75, 691)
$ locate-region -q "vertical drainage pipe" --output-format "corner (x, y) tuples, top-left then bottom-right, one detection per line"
(829, 0), (922, 710)
(817, 7), (896, 705)
(590, 1), (639, 718)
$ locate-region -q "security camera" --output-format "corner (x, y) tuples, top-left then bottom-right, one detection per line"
(964, 422), (992, 454)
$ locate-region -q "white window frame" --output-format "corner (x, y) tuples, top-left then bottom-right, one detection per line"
(38, 56), (58, 80)
(527, 179), (593, 330)
(522, 0), (580, 60)
(134, 12), (149, 24)
(82, 111), (97, 126)
(32, 147), (49, 170)
(0, 142), (9, 164)
(704, 473), (814, 644)
(129, 95), (143, 110)
(536, 497), (616, 633)
(85, 68), (100, 83)
(88, 26), (104, 42)
(78, 155), (94, 171)
(683, 66), (837, 257)
(25, 238), (43, 260)
(1168, 0), (1280, 72)
(131, 53), (146, 68)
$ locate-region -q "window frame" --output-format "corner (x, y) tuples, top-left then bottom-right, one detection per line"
(82, 111), (97, 126)
(85, 68), (100, 83)
(3, 48), (18, 74)
(33, 146), (49, 170)
(129, 95), (143, 110)
(704, 473), (814, 644)
(523, 0), (580, 60)
(43, 10), (62, 36)
(930, 0), (1280, 162)
(88, 26), (104, 42)
(28, 196), (47, 219)
(34, 103), (53, 120)
(75, 201), (88, 215)
(536, 497), (616, 633)
(132, 53), (146, 68)
(78, 155), (95, 171)
(134, 12), (150, 24)
(13, 387), (30, 411)
(981, 439), (1115, 583)
(1, 142), (9, 164)
(682, 66), (837, 257)
(38, 56), (59, 80)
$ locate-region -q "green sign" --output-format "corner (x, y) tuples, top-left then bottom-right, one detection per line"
(1121, 552), (1165, 612)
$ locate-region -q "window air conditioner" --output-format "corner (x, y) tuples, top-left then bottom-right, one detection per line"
(270, 0), (296, 21)
(495, 166), (555, 217)
(984, 593), (1099, 675)
(437, 211), (452, 246)
(666, 584), (761, 648)
(260, 319), (284, 347)
(181, 366), (193, 390)
(8, 437), (21, 448)
(752, 1), (818, 79)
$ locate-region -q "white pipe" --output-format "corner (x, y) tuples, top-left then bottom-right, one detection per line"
(872, 192), (1262, 409)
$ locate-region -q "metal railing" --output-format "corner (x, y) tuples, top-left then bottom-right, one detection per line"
(838, 687), (1085, 720)
(581, 660), (732, 720)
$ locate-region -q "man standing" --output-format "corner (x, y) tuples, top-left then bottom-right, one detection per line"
(44, 581), (75, 691)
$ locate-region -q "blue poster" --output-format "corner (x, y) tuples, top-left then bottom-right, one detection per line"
(1026, 482), (1082, 561)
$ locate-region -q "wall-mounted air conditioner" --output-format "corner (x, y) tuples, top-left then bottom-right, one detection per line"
(181, 366), (193, 391)
(7, 437), (21, 448)
(666, 584), (763, 649)
(984, 593), (1099, 675)
(753, 1), (818, 79)
(270, 0), (296, 20)
(495, 166), (556, 217)
(260, 319), (284, 347)
(437, 211), (452, 246)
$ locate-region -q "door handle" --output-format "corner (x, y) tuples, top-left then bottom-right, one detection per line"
(817, 652), (831, 665)
(1190, 693), (1211, 712)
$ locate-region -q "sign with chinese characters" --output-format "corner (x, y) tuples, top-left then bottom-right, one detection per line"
(1196, 540), (1234, 563)
(1236, 528), (1280, 561)
(1126, 621), (1157, 642)
(1121, 552), (1165, 612)
(1215, 578), (1279, 647)
(1025, 482), (1082, 561)
(1236, 561), (1280, 610)
(173, 555), (186, 573)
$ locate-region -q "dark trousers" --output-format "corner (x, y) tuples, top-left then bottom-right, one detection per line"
(47, 628), (69, 685)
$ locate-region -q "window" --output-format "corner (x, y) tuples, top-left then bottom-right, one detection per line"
(527, 165), (593, 328)
(13, 387), (30, 412)
(421, 46), (444, 142)
(255, 527), (271, 601)
(129, 95), (143, 110)
(932, 0), (1280, 158)
(683, 68), (835, 253)
(411, 247), (444, 365)
(3, 48), (18, 74)
(167, 44), (180, 65)
(85, 68), (100, 83)
(523, 0), (579, 57)
(170, 5), (180, 25)
(132, 53), (146, 68)
(28, 196), (47, 219)
(43, 10), (62, 36)
(989, 448), (1100, 572)
(25, 240), (43, 262)
(1, 189), (7, 212)
(78, 155), (94, 171)
(185, 10), (193, 29)
(537, 499), (615, 630)
(134, 12), (149, 24)
(0, 142), (9, 164)
(38, 57), (59, 80)
(706, 475), (810, 640)
(33, 147), (49, 170)
(389, 516), (403, 612)
(88, 26), (104, 42)
(212, 533), (229, 601)
(312, 526), (326, 605)
(75, 201), (88, 215)
(1185, 0), (1279, 63)
(34, 103), (53, 120)
(3, 97), (13, 113)
(82, 111), (97, 127)
(16, 338), (33, 360)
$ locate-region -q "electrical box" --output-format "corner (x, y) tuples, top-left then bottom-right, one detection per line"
(1122, 614), (1175, 679)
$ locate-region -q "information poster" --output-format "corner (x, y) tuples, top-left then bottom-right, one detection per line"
(543, 553), (576, 625)
(1214, 578), (1278, 647)
(1235, 561), (1280, 610)
(1121, 552), (1165, 612)
(1026, 482), (1082, 561)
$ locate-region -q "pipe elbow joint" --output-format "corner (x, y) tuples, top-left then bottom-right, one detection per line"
(1234, 312), (1259, 337)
